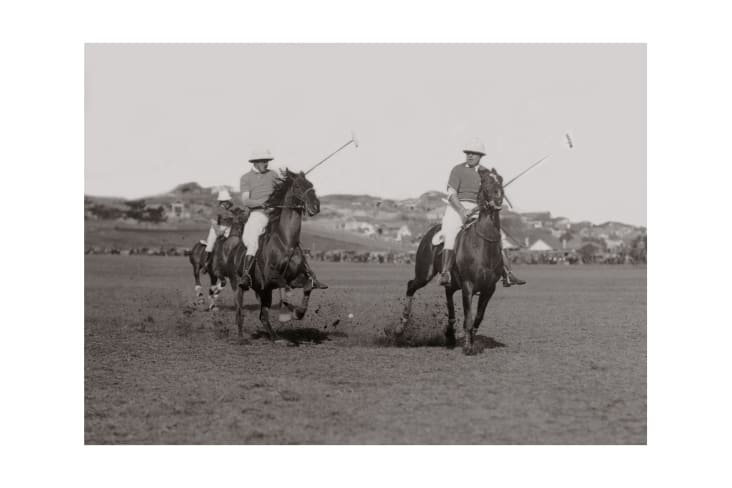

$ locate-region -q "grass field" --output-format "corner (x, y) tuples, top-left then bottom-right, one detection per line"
(84, 220), (413, 252)
(85, 256), (646, 444)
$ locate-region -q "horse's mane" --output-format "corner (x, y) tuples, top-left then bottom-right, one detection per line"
(476, 167), (501, 209)
(263, 168), (299, 234)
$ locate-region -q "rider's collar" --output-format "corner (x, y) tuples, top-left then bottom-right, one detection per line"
(464, 163), (481, 172)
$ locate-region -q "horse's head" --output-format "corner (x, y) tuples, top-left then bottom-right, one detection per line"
(289, 171), (320, 217)
(477, 167), (504, 212)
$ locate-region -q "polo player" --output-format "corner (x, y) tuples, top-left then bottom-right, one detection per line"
(439, 138), (526, 287)
(201, 189), (235, 266)
(238, 149), (327, 291)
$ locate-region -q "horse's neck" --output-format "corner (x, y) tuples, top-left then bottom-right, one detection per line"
(473, 210), (502, 248)
(476, 211), (496, 230)
(275, 206), (302, 248)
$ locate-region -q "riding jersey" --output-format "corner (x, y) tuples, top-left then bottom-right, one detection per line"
(447, 163), (484, 203)
(240, 169), (279, 208)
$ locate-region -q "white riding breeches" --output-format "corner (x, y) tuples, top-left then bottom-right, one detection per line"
(441, 201), (477, 250)
(242, 209), (269, 256)
(205, 225), (230, 252)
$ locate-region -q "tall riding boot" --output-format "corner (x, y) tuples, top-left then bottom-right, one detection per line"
(438, 249), (455, 286)
(200, 251), (212, 274)
(305, 265), (328, 289)
(502, 265), (527, 287)
(239, 255), (256, 290)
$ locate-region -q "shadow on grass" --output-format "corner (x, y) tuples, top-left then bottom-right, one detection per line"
(249, 327), (347, 345)
(376, 333), (506, 353)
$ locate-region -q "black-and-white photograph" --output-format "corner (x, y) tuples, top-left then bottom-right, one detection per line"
(84, 43), (646, 444)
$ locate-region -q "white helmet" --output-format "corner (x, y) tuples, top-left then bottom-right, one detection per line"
(249, 149), (273, 162)
(217, 189), (232, 201)
(463, 138), (486, 156)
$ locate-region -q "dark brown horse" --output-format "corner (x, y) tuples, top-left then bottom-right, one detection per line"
(212, 170), (321, 342)
(205, 208), (249, 310)
(398, 167), (505, 355)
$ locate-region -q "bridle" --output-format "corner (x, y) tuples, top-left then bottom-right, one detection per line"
(267, 186), (316, 211)
(470, 179), (503, 243)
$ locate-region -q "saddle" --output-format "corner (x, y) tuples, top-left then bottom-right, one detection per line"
(431, 214), (480, 246)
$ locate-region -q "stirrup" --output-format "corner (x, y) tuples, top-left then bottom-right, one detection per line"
(311, 276), (328, 289)
(504, 272), (526, 287)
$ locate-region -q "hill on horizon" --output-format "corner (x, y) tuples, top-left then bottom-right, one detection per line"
(85, 180), (646, 252)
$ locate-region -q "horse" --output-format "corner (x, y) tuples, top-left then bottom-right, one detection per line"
(205, 208), (249, 310)
(211, 169), (321, 342)
(397, 167), (506, 355)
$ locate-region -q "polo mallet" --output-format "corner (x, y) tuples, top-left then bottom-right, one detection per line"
(504, 132), (574, 189)
(305, 131), (359, 175)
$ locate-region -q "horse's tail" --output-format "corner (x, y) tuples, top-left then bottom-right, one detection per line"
(411, 224), (443, 284)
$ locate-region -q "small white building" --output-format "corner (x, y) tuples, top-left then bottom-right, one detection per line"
(343, 220), (377, 236)
(166, 200), (191, 220)
(396, 225), (412, 242)
(529, 238), (555, 252)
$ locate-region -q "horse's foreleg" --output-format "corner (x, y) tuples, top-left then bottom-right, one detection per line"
(259, 288), (277, 341)
(472, 284), (496, 332)
(461, 283), (476, 355)
(294, 288), (311, 320)
(445, 287), (458, 349)
(208, 270), (224, 311)
(278, 289), (292, 322)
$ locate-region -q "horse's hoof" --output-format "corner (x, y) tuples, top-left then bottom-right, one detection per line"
(462, 345), (476, 356)
(229, 336), (250, 345)
(446, 336), (457, 349)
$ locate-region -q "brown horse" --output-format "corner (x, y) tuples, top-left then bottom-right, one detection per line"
(398, 167), (505, 355)
(211, 170), (321, 342)
(205, 208), (249, 310)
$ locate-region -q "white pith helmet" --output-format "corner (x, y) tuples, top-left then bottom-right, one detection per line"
(249, 149), (273, 162)
(217, 189), (232, 201)
(463, 138), (486, 156)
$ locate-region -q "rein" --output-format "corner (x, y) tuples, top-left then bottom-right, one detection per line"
(469, 197), (502, 243)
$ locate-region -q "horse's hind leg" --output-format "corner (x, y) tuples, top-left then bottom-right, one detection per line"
(396, 278), (426, 335)
(235, 287), (246, 342)
(193, 267), (204, 304)
(445, 287), (458, 349)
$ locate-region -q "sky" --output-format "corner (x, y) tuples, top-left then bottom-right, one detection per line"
(85, 44), (646, 226)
